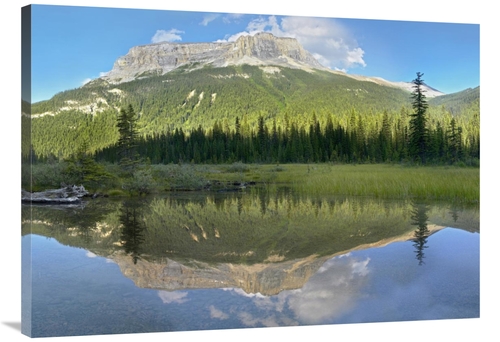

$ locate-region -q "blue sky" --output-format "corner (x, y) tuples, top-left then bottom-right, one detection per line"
(29, 4), (479, 103)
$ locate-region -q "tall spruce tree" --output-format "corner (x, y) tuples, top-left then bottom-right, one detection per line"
(117, 104), (139, 173)
(408, 72), (429, 163)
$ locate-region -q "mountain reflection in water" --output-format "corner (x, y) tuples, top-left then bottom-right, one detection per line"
(21, 189), (479, 337)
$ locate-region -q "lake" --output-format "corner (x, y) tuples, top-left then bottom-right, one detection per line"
(21, 188), (480, 337)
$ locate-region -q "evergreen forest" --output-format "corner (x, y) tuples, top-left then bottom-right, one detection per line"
(24, 66), (480, 166)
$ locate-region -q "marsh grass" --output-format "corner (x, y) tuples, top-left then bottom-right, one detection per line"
(203, 164), (479, 203)
(299, 165), (478, 203)
(28, 162), (479, 203)
(225, 161), (251, 173)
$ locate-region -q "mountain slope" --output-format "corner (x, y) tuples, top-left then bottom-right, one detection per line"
(29, 63), (479, 159)
(428, 86), (479, 115)
(27, 33), (477, 159)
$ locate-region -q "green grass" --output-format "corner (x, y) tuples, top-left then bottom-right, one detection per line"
(28, 161), (479, 203)
(201, 163), (479, 203)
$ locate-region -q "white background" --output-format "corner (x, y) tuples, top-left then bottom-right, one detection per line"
(2, 1), (497, 341)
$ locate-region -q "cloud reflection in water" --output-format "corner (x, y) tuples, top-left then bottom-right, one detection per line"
(287, 255), (370, 324)
(218, 254), (371, 327)
(158, 290), (189, 304)
(209, 305), (229, 320)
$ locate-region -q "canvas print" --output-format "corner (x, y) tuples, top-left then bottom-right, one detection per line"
(21, 4), (480, 338)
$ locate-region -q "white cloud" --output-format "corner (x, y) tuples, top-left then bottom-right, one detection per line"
(312, 53), (329, 68)
(200, 13), (245, 26)
(281, 16), (337, 38)
(200, 13), (220, 26)
(151, 29), (184, 43)
(347, 47), (366, 67)
(247, 15), (281, 34)
(218, 31), (250, 43)
(219, 15), (282, 42)
(281, 16), (366, 70)
(81, 71), (110, 85)
(222, 13), (244, 24)
(219, 15), (366, 71)
(216, 31), (250, 43)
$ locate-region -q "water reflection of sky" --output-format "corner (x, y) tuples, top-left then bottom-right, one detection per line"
(144, 228), (479, 329)
(211, 254), (372, 327)
(158, 291), (189, 304)
(25, 227), (479, 337)
(198, 228), (479, 326)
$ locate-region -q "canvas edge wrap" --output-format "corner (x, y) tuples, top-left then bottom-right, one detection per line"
(21, 4), (33, 338)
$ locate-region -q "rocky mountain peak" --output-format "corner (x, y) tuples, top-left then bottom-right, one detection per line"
(102, 32), (326, 84)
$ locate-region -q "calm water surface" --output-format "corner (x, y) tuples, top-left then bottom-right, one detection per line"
(21, 190), (479, 337)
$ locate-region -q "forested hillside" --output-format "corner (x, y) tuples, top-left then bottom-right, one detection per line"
(27, 64), (479, 165)
(429, 86), (479, 115)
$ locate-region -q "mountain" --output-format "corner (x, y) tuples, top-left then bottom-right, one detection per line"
(111, 225), (441, 295)
(30, 32), (448, 121)
(428, 86), (480, 115)
(27, 33), (477, 159)
(100, 32), (442, 96)
(385, 79), (444, 97)
(102, 32), (327, 84)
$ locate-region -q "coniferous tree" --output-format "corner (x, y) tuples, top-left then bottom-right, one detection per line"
(448, 118), (464, 163)
(408, 72), (429, 163)
(379, 110), (392, 162)
(117, 104), (139, 173)
(257, 115), (267, 161)
(64, 142), (112, 190)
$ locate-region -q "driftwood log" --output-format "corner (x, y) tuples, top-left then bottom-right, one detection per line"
(22, 185), (89, 204)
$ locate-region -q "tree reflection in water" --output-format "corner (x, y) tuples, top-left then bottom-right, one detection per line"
(411, 202), (430, 265)
(119, 201), (146, 264)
